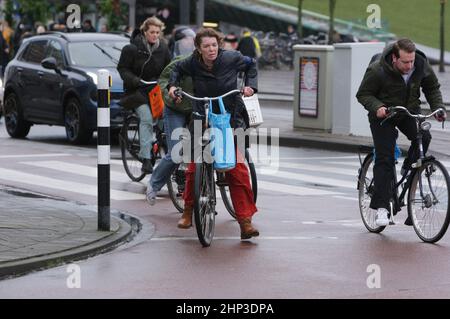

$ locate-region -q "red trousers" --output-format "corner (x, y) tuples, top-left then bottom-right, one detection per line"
(183, 152), (257, 219)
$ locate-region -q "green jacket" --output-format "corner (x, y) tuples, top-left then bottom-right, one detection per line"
(158, 54), (193, 114)
(356, 44), (444, 120)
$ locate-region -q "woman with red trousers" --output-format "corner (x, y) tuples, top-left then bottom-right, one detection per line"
(168, 28), (259, 240)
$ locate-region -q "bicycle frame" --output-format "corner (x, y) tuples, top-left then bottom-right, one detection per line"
(359, 106), (445, 216)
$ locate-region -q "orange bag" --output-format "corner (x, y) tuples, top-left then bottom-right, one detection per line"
(148, 84), (164, 119)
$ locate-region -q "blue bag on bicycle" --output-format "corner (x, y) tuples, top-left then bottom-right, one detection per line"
(208, 97), (236, 172)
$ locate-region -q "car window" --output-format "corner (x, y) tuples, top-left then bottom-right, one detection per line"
(47, 40), (65, 68)
(68, 41), (128, 67)
(22, 40), (48, 64)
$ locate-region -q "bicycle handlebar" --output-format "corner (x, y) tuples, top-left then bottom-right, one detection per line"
(174, 88), (241, 101)
(381, 106), (446, 126)
(140, 79), (158, 85)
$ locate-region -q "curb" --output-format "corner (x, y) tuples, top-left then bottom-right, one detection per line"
(0, 214), (132, 280)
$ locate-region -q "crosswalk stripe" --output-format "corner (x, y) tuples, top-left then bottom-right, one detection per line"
(20, 161), (132, 183)
(0, 168), (144, 201)
(276, 161), (357, 176)
(258, 181), (342, 196)
(333, 195), (358, 201)
(0, 153), (71, 159)
(258, 168), (355, 189)
(323, 161), (361, 167)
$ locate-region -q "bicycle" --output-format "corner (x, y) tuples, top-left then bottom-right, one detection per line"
(119, 79), (186, 212)
(174, 88), (258, 246)
(357, 106), (450, 243)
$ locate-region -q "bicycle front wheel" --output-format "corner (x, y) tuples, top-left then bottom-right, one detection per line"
(408, 160), (450, 243)
(120, 115), (146, 182)
(358, 153), (386, 233)
(194, 162), (216, 247)
(167, 163), (186, 213)
(219, 149), (258, 219)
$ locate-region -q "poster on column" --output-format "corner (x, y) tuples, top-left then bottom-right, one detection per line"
(299, 57), (319, 117)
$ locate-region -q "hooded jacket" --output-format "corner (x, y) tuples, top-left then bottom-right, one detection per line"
(356, 44), (444, 120)
(168, 49), (258, 129)
(158, 54), (194, 114)
(117, 30), (171, 109)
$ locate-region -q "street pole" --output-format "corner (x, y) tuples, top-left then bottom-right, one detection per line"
(439, 0), (446, 72)
(180, 0), (190, 26)
(196, 0), (205, 29)
(297, 0), (303, 38)
(97, 69), (111, 231)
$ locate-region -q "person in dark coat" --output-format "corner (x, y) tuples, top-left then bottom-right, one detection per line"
(167, 28), (260, 240)
(356, 38), (446, 227)
(117, 16), (171, 174)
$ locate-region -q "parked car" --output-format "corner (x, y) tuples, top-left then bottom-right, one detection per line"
(2, 32), (128, 143)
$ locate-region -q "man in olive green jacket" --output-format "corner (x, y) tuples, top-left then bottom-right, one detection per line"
(356, 38), (446, 227)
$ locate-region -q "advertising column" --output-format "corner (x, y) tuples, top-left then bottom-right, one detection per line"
(293, 45), (334, 131)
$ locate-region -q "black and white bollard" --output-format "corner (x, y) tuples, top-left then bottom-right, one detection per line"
(97, 69), (111, 231)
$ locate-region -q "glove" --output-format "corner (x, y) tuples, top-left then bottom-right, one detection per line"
(434, 109), (447, 122)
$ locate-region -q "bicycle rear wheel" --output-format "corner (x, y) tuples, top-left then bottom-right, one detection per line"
(408, 160), (450, 243)
(120, 115), (146, 182)
(219, 149), (258, 219)
(194, 162), (216, 247)
(167, 163), (186, 213)
(358, 153), (386, 233)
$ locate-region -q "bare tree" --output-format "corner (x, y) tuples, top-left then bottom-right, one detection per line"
(439, 0), (446, 72)
(328, 0), (337, 44)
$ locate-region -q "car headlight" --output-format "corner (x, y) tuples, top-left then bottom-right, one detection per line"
(86, 72), (98, 85)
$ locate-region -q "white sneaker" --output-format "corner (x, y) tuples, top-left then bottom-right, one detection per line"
(146, 184), (157, 206)
(375, 208), (390, 226)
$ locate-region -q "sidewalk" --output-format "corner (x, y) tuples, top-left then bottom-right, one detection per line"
(0, 185), (133, 279)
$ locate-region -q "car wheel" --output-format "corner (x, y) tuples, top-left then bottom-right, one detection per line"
(64, 97), (92, 144)
(3, 92), (31, 138)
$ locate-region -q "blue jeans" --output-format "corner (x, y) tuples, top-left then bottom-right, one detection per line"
(135, 104), (154, 160)
(150, 107), (188, 191)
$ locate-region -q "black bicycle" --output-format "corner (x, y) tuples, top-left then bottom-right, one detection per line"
(175, 88), (258, 246)
(119, 80), (186, 212)
(357, 106), (450, 243)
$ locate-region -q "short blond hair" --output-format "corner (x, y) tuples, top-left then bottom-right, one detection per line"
(140, 16), (165, 33)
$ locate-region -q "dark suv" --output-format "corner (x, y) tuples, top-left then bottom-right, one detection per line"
(2, 32), (128, 143)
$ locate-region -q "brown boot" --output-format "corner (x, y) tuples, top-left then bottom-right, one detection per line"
(238, 217), (259, 240)
(177, 206), (193, 229)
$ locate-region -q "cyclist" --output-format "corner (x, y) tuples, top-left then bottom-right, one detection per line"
(168, 28), (259, 240)
(117, 16), (171, 174)
(146, 27), (196, 206)
(356, 38), (446, 227)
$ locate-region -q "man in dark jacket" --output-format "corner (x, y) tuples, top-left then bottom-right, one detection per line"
(356, 38), (446, 227)
(117, 16), (171, 174)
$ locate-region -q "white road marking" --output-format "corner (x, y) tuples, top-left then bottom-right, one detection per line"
(0, 153), (72, 159)
(21, 161), (131, 183)
(0, 168), (144, 200)
(333, 195), (359, 201)
(258, 169), (355, 189)
(151, 236), (339, 241)
(258, 181), (342, 196)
